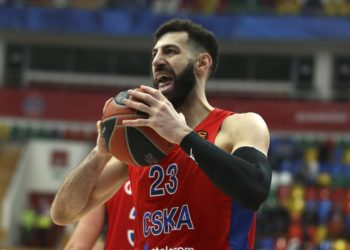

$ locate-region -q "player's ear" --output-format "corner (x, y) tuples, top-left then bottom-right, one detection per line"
(195, 53), (212, 72)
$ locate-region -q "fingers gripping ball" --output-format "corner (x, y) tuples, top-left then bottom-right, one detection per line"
(101, 90), (175, 166)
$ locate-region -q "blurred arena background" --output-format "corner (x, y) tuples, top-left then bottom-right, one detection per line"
(0, 0), (350, 249)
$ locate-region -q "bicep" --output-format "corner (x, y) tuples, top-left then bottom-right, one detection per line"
(225, 113), (270, 155)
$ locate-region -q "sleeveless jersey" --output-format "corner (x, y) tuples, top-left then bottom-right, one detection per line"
(105, 179), (135, 250)
(129, 108), (256, 250)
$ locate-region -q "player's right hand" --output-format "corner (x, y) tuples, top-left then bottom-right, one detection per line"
(96, 120), (111, 156)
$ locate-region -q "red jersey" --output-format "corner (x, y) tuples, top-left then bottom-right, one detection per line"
(105, 179), (135, 250)
(129, 108), (256, 250)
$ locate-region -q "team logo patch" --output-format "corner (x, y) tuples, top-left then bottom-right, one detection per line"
(196, 130), (208, 139)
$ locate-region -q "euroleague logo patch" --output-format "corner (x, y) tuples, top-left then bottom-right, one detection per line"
(196, 130), (208, 140)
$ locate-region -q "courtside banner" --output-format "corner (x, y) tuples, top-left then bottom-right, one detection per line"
(0, 88), (349, 132)
(211, 98), (350, 132)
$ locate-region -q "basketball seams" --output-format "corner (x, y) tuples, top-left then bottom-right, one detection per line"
(101, 116), (116, 152)
(102, 116), (117, 124)
(108, 118), (117, 152)
(124, 126), (142, 166)
(102, 91), (173, 166)
(102, 114), (147, 123)
(131, 127), (168, 155)
(112, 101), (132, 110)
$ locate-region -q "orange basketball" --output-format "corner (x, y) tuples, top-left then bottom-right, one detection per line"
(101, 90), (175, 166)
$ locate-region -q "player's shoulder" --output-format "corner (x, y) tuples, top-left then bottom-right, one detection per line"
(216, 112), (269, 153)
(221, 112), (270, 154)
(223, 112), (267, 130)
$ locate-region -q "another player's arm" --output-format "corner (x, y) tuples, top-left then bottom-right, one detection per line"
(51, 122), (128, 225)
(64, 205), (104, 250)
(180, 113), (271, 211)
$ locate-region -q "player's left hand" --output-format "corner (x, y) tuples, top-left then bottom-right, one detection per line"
(122, 85), (192, 144)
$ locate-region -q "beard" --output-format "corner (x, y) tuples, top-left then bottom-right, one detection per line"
(153, 61), (196, 109)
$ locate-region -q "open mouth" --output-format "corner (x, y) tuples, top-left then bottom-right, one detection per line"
(156, 74), (174, 91)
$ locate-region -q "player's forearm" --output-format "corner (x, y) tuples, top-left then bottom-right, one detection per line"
(51, 147), (112, 225)
(180, 132), (272, 211)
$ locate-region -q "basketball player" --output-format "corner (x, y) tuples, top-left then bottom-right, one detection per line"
(51, 19), (272, 249)
(64, 179), (134, 250)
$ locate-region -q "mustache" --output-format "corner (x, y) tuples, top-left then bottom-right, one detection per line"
(153, 64), (176, 89)
(154, 64), (175, 76)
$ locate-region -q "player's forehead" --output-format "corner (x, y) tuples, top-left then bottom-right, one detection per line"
(153, 31), (190, 51)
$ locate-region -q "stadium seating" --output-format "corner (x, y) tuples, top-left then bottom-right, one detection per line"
(1, 0), (350, 16)
(256, 135), (350, 249)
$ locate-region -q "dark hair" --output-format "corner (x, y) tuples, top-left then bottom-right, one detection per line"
(154, 18), (219, 76)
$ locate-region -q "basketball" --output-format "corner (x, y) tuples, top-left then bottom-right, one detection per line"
(101, 90), (175, 166)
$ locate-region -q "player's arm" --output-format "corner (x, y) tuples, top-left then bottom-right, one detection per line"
(180, 113), (271, 211)
(64, 205), (104, 250)
(122, 86), (271, 211)
(51, 121), (128, 225)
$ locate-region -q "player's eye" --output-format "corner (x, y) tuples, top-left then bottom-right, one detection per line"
(166, 49), (176, 55)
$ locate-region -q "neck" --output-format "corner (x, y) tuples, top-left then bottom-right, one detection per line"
(177, 83), (213, 129)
